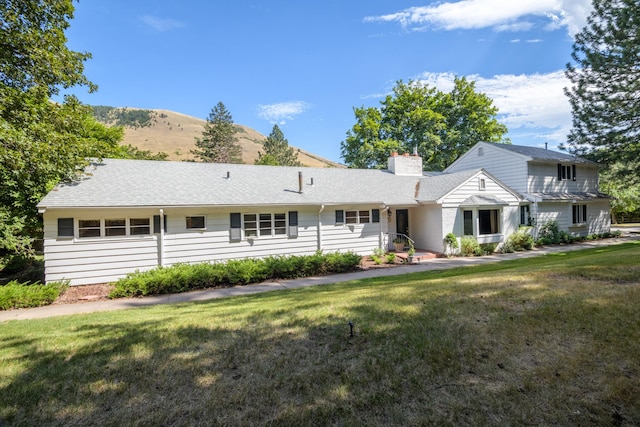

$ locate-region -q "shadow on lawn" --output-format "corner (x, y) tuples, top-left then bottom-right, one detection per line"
(1, 248), (639, 426)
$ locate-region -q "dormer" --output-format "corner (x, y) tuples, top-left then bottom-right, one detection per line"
(388, 152), (423, 176)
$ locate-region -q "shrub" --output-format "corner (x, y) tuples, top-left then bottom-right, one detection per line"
(385, 253), (396, 264)
(110, 252), (363, 298)
(506, 229), (534, 251)
(480, 243), (498, 255)
(460, 236), (481, 257)
(0, 281), (68, 310)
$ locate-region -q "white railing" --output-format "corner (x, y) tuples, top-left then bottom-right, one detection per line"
(384, 233), (415, 252)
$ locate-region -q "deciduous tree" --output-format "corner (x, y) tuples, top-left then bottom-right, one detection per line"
(192, 102), (242, 163)
(341, 78), (508, 171)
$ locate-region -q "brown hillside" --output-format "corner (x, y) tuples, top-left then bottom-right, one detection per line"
(113, 108), (342, 168)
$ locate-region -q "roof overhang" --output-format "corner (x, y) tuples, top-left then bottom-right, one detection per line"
(459, 195), (509, 207)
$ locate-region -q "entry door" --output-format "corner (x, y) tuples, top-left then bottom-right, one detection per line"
(396, 209), (409, 236)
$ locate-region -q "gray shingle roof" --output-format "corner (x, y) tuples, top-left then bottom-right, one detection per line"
(38, 159), (433, 209)
(414, 169), (480, 202)
(488, 143), (596, 164)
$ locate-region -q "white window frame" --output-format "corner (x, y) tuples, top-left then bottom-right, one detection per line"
(243, 212), (287, 238)
(77, 217), (153, 238)
(478, 209), (501, 235)
(479, 178), (486, 190)
(186, 215), (206, 230)
(345, 210), (371, 224)
(572, 204), (587, 225)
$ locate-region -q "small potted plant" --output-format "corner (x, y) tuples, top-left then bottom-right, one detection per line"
(393, 237), (405, 252)
(407, 244), (416, 263)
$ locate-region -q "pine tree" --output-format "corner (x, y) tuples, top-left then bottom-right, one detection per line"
(255, 124), (301, 166)
(564, 0), (640, 183)
(192, 102), (242, 163)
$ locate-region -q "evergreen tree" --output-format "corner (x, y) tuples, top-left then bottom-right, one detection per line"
(255, 124), (301, 166)
(564, 0), (640, 184)
(192, 102), (242, 163)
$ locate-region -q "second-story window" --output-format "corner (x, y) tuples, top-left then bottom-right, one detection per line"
(557, 164), (577, 181)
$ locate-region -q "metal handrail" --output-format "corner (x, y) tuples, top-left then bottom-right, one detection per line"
(385, 233), (415, 251)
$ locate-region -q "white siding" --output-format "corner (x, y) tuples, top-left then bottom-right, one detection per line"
(42, 204), (387, 285)
(533, 199), (610, 237)
(43, 208), (161, 286)
(440, 172), (521, 247)
(412, 205), (443, 253)
(446, 144), (528, 193)
(527, 163), (600, 193)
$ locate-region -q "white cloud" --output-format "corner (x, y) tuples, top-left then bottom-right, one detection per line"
(364, 0), (592, 37)
(415, 71), (573, 144)
(140, 15), (185, 32)
(257, 101), (311, 124)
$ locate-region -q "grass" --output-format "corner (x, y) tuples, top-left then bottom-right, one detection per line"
(1, 242), (639, 426)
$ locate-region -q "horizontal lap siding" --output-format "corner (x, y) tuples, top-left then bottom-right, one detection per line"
(320, 209), (385, 256)
(43, 236), (159, 286)
(163, 209), (320, 266)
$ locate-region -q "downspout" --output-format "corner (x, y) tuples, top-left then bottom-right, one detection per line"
(317, 205), (325, 251)
(159, 208), (165, 267)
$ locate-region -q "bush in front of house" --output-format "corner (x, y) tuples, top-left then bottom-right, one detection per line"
(460, 236), (483, 256)
(109, 251), (363, 298)
(0, 280), (68, 310)
(502, 229), (535, 253)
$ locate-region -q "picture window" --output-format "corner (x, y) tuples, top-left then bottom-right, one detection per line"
(186, 216), (205, 229)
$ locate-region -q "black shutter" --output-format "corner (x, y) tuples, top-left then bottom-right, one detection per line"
(288, 211), (299, 238)
(335, 210), (344, 224)
(583, 205), (587, 222)
(572, 165), (577, 181)
(288, 211), (298, 226)
(58, 218), (74, 237)
(372, 209), (380, 223)
(230, 212), (241, 241)
(153, 215), (167, 233)
(557, 163), (562, 181)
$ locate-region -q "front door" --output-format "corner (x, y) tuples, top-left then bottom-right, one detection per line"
(396, 209), (409, 237)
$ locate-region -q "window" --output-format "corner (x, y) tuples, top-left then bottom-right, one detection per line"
(557, 164), (577, 181)
(78, 219), (101, 238)
(105, 219), (126, 236)
(478, 209), (500, 235)
(186, 215), (205, 229)
(335, 210), (344, 224)
(57, 218), (74, 237)
(479, 178), (486, 190)
(573, 204), (587, 224)
(463, 210), (473, 236)
(75, 217), (153, 238)
(230, 213), (242, 241)
(520, 205), (531, 226)
(257, 213), (286, 236)
(243, 214), (257, 237)
(130, 218), (151, 235)
(345, 210), (371, 224)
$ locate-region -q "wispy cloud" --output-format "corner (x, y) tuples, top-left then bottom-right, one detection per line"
(364, 0), (592, 36)
(140, 15), (185, 32)
(257, 101), (311, 124)
(415, 70), (572, 144)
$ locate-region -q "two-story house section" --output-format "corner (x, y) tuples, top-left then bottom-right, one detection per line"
(445, 142), (611, 237)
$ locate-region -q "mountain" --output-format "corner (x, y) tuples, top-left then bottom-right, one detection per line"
(92, 107), (343, 168)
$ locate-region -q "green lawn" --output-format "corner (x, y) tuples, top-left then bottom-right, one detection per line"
(1, 243), (639, 426)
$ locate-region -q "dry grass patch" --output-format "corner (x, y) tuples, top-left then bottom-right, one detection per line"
(0, 243), (639, 425)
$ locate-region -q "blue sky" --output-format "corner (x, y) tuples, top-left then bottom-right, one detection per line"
(60, 0), (594, 164)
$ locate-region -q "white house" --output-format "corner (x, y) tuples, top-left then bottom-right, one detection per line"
(445, 142), (611, 237)
(38, 152), (526, 285)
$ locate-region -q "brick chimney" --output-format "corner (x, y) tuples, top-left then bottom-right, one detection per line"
(388, 151), (423, 176)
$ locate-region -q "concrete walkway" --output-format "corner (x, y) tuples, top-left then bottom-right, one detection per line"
(2, 228), (638, 322)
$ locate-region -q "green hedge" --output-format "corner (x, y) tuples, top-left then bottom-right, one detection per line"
(110, 251), (362, 298)
(0, 281), (68, 310)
